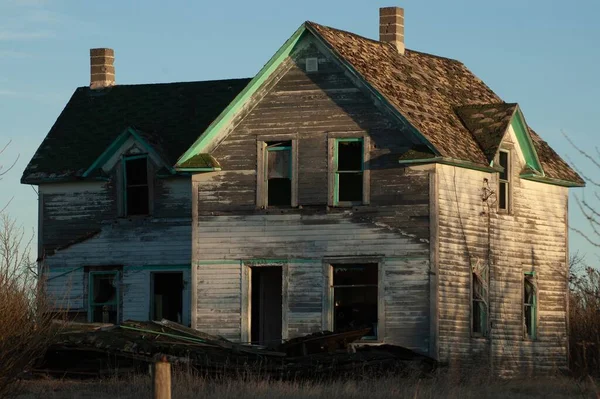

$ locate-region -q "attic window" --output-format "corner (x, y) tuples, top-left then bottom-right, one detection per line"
(305, 57), (318, 73)
(124, 155), (149, 215)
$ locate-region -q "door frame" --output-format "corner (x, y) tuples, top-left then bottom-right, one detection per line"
(241, 261), (289, 344)
(149, 271), (184, 323)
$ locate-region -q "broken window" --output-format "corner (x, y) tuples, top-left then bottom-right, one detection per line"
(524, 273), (537, 339)
(335, 138), (363, 204)
(472, 272), (488, 336)
(124, 155), (149, 215)
(498, 150), (510, 211)
(332, 264), (378, 339)
(265, 141), (292, 207)
(89, 271), (120, 324)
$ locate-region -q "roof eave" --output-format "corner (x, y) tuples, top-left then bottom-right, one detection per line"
(520, 173), (585, 188)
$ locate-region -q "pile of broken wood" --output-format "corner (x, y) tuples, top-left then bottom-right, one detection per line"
(35, 320), (436, 379)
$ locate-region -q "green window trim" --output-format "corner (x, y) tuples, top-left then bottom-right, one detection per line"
(88, 271), (121, 323)
(333, 137), (364, 206)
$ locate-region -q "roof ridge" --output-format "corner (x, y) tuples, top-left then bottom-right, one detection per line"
(75, 77), (252, 90)
(306, 21), (463, 64)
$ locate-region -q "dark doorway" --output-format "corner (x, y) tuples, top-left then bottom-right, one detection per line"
(251, 267), (282, 346)
(151, 272), (183, 323)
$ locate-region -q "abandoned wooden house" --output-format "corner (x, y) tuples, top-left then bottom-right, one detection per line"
(22, 7), (584, 375)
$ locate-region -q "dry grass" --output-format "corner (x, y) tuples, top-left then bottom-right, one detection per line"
(15, 371), (599, 399)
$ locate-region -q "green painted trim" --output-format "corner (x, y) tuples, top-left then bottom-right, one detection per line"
(88, 270), (120, 323)
(305, 24), (440, 157)
(174, 167), (221, 172)
(124, 264), (191, 271)
(511, 108), (543, 175)
(83, 127), (175, 178)
(195, 258), (320, 265)
(520, 174), (585, 188)
(267, 146), (292, 151)
(383, 256), (430, 261)
(399, 156), (499, 173)
(176, 24), (308, 165)
(398, 157), (443, 165)
(333, 138), (364, 206)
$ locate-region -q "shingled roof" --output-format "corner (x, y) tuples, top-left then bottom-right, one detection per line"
(21, 78), (250, 184)
(307, 22), (583, 185)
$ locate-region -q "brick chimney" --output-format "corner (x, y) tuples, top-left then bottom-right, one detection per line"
(90, 48), (115, 89)
(379, 7), (405, 55)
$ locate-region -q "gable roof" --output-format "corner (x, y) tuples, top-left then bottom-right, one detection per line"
(177, 21), (581, 186)
(307, 22), (583, 186)
(21, 78), (250, 184)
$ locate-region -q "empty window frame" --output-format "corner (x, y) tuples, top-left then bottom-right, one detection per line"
(498, 150), (510, 211)
(524, 273), (537, 340)
(88, 271), (120, 324)
(334, 138), (364, 205)
(257, 140), (297, 208)
(331, 264), (378, 339)
(266, 141), (292, 206)
(123, 155), (150, 215)
(472, 272), (488, 336)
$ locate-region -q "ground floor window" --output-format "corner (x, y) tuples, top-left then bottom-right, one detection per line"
(88, 271), (120, 324)
(524, 273), (537, 339)
(472, 271), (488, 336)
(331, 263), (378, 339)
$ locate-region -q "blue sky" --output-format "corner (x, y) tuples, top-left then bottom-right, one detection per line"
(1, 0), (599, 262)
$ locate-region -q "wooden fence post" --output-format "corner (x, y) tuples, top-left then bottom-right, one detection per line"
(153, 356), (171, 399)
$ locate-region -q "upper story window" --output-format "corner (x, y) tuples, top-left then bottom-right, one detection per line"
(256, 139), (298, 208)
(329, 137), (373, 206)
(266, 141), (292, 206)
(498, 150), (510, 212)
(123, 155), (150, 215)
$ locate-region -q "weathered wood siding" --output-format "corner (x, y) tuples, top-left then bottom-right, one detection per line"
(40, 178), (191, 252)
(40, 177), (192, 324)
(436, 124), (569, 375)
(193, 34), (432, 352)
(193, 213), (430, 351)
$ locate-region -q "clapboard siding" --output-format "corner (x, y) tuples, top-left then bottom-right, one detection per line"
(436, 124), (569, 375)
(41, 182), (115, 253)
(154, 177), (192, 218)
(193, 34), (431, 351)
(42, 220), (192, 323)
(193, 213), (431, 352)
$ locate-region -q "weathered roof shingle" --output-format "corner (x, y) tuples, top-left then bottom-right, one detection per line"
(21, 79), (250, 183)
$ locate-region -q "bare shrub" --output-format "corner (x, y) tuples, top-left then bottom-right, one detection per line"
(569, 255), (600, 376)
(0, 212), (56, 397)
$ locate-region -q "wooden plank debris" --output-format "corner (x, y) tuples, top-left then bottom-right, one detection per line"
(35, 320), (436, 379)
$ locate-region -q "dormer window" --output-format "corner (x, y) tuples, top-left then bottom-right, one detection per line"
(498, 150), (510, 212)
(123, 155), (149, 215)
